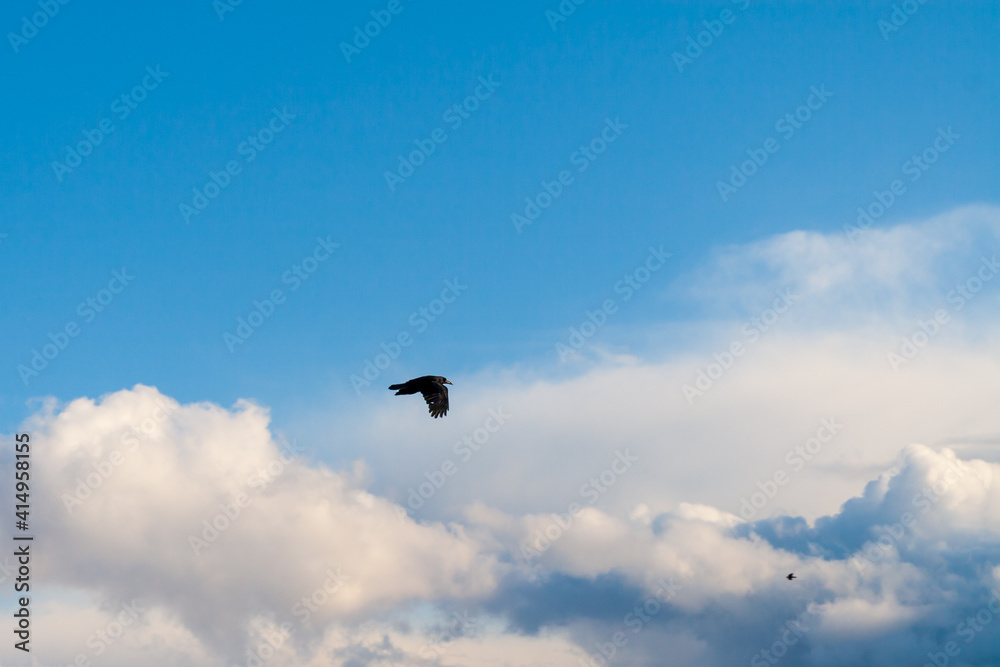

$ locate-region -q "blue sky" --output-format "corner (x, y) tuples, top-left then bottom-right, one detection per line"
(2, 1), (997, 431)
(2, 3), (1000, 666)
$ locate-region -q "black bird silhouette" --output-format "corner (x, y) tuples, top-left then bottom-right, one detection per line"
(388, 376), (452, 418)
(786, 573), (796, 581)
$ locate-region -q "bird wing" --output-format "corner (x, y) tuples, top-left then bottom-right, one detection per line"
(420, 383), (449, 418)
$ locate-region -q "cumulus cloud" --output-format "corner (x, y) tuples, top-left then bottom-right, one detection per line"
(7, 385), (498, 663)
(4, 207), (1000, 666)
(468, 445), (999, 667)
(7, 389), (998, 667)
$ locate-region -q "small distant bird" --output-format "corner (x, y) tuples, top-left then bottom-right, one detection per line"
(388, 376), (453, 418)
(786, 573), (796, 581)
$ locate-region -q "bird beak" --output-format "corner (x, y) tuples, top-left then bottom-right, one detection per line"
(444, 380), (453, 385)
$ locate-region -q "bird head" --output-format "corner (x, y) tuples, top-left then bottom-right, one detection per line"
(441, 378), (453, 385)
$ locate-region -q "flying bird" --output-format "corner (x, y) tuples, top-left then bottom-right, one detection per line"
(786, 573), (796, 581)
(388, 376), (452, 418)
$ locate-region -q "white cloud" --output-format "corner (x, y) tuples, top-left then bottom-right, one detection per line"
(682, 204), (1000, 318)
(6, 207), (1000, 666)
(14, 383), (996, 666)
(10, 384), (499, 662)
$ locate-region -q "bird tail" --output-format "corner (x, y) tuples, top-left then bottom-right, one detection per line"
(388, 384), (403, 390)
